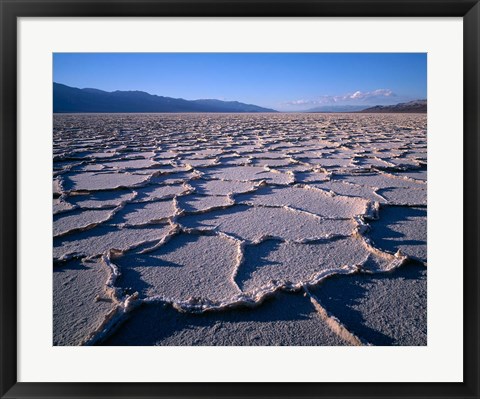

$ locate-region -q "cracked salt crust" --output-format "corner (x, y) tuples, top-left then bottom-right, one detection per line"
(52, 113), (427, 346)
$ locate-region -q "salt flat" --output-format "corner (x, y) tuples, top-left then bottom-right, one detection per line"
(53, 113), (427, 346)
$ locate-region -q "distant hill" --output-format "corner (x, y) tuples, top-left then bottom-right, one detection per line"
(53, 83), (277, 113)
(359, 99), (427, 113)
(305, 105), (369, 113)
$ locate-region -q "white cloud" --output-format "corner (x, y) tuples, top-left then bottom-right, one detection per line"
(285, 99), (312, 105)
(285, 88), (396, 107)
(350, 91), (363, 99)
(354, 88), (394, 99)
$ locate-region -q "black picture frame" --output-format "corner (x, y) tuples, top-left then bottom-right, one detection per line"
(1, 1), (478, 398)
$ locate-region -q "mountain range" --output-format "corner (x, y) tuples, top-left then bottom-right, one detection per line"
(53, 83), (277, 113)
(306, 100), (427, 113)
(358, 99), (427, 113)
(53, 83), (427, 114)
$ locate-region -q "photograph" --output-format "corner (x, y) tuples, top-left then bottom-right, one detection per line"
(2, 0), (478, 396)
(52, 52), (427, 346)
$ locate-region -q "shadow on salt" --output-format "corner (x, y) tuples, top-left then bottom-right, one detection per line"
(114, 233), (241, 303)
(102, 291), (348, 346)
(367, 206), (427, 263)
(310, 263), (426, 346)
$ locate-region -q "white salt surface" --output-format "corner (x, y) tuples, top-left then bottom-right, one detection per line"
(309, 180), (386, 203)
(116, 233), (242, 302)
(64, 172), (150, 191)
(53, 209), (114, 237)
(236, 186), (369, 218)
(202, 165), (293, 185)
(179, 205), (356, 242)
(53, 198), (75, 214)
(377, 187), (427, 206)
(177, 194), (233, 213)
(53, 178), (63, 196)
(69, 190), (136, 208)
(54, 224), (172, 261)
(103, 158), (158, 170)
(53, 113), (427, 346)
(339, 173), (425, 190)
(112, 200), (177, 226)
(53, 259), (115, 346)
(238, 236), (397, 293)
(135, 184), (189, 202)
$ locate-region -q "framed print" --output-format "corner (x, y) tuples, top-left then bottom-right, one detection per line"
(1, 0), (479, 398)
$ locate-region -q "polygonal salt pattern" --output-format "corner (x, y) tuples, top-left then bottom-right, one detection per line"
(53, 113), (427, 346)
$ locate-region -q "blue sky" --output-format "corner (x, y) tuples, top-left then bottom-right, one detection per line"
(53, 53), (426, 111)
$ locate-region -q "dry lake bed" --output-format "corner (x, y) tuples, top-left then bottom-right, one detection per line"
(53, 113), (427, 346)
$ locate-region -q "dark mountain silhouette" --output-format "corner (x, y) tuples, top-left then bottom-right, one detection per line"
(359, 99), (427, 113)
(53, 83), (277, 113)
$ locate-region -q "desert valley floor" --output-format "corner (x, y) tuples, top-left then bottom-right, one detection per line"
(53, 113), (427, 346)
